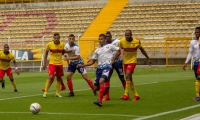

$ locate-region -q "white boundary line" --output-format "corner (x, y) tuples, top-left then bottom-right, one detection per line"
(134, 104), (200, 120)
(0, 112), (143, 118)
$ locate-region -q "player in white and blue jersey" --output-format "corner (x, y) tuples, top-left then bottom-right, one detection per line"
(183, 27), (200, 101)
(77, 34), (121, 107)
(102, 31), (126, 101)
(64, 34), (94, 97)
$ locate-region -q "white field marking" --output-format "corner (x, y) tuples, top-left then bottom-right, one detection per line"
(0, 81), (158, 101)
(180, 113), (200, 120)
(134, 104), (200, 120)
(0, 112), (143, 118)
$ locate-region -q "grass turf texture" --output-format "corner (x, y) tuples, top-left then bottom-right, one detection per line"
(0, 66), (198, 120)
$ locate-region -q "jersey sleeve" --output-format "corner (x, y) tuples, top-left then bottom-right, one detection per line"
(92, 50), (98, 60)
(45, 43), (50, 51)
(11, 53), (16, 61)
(138, 40), (142, 48)
(110, 44), (119, 51)
(75, 46), (80, 55)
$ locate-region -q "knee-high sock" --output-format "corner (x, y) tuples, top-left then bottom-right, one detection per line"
(104, 81), (110, 98)
(67, 80), (73, 93)
(99, 85), (105, 103)
(87, 79), (94, 91)
(44, 80), (51, 93)
(195, 80), (200, 97)
(56, 81), (61, 95)
(124, 81), (130, 96)
(130, 82), (139, 96)
(11, 80), (17, 90)
(60, 78), (65, 87)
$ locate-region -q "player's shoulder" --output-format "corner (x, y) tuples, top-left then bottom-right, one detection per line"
(47, 41), (54, 45)
(9, 52), (15, 57)
(133, 38), (140, 43)
(190, 39), (198, 45)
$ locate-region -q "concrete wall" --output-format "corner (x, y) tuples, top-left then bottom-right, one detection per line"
(0, 0), (107, 9)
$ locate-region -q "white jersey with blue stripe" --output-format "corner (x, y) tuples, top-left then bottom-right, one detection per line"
(64, 43), (84, 64)
(185, 38), (200, 63)
(92, 44), (119, 69)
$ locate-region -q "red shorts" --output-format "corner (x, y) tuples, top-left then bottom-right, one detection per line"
(48, 64), (64, 77)
(124, 63), (136, 73)
(0, 67), (13, 78)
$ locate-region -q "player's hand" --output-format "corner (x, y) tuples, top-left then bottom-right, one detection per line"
(147, 59), (152, 66)
(64, 56), (69, 61)
(15, 69), (20, 75)
(42, 65), (46, 70)
(111, 60), (115, 65)
(76, 64), (84, 68)
(71, 50), (75, 54)
(183, 63), (187, 70)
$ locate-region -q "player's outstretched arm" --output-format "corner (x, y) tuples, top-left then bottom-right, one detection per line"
(112, 49), (121, 64)
(42, 51), (48, 70)
(139, 47), (151, 66)
(63, 50), (75, 54)
(64, 55), (80, 61)
(76, 59), (96, 68)
(13, 60), (19, 75)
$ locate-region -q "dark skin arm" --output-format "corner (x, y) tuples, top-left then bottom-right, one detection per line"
(139, 47), (151, 66)
(42, 51), (48, 70)
(111, 49), (121, 64)
(76, 59), (96, 68)
(64, 55), (80, 61)
(13, 60), (19, 75)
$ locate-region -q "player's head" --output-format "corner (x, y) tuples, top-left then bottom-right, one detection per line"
(98, 34), (106, 46)
(125, 29), (133, 42)
(106, 31), (112, 43)
(53, 33), (60, 44)
(68, 34), (75, 46)
(4, 44), (9, 54)
(195, 27), (200, 39)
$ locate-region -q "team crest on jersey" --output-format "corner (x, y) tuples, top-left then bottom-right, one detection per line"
(132, 44), (135, 47)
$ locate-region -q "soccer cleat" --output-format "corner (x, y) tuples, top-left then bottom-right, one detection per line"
(193, 97), (200, 101)
(55, 94), (62, 98)
(120, 95), (129, 100)
(66, 92), (75, 97)
(132, 96), (140, 101)
(102, 97), (110, 101)
(93, 100), (102, 107)
(42, 88), (45, 92)
(60, 86), (66, 91)
(14, 89), (18, 93)
(2, 80), (5, 89)
(43, 93), (47, 98)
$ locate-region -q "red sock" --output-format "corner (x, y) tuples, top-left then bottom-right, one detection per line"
(122, 81), (126, 89)
(87, 79), (94, 91)
(67, 80), (73, 92)
(60, 78), (65, 87)
(99, 85), (105, 103)
(104, 82), (110, 98)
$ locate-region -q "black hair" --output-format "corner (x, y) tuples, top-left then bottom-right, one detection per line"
(195, 27), (200, 30)
(4, 44), (9, 48)
(99, 34), (106, 39)
(106, 31), (111, 35)
(54, 33), (60, 36)
(68, 34), (75, 37)
(125, 29), (132, 34)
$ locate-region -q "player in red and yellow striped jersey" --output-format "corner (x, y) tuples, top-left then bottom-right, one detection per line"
(42, 33), (74, 98)
(120, 30), (151, 101)
(0, 44), (19, 93)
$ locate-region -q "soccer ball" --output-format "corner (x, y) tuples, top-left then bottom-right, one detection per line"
(30, 103), (41, 114)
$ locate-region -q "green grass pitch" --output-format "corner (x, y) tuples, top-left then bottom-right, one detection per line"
(0, 67), (199, 120)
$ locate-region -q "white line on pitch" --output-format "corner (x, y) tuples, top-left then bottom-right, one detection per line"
(134, 104), (200, 120)
(0, 111), (143, 118)
(0, 81), (158, 101)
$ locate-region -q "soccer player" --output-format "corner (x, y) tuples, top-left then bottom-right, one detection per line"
(0, 44), (19, 92)
(183, 27), (200, 101)
(64, 34), (94, 97)
(77, 34), (121, 107)
(120, 30), (151, 101)
(42, 33), (73, 98)
(102, 31), (126, 101)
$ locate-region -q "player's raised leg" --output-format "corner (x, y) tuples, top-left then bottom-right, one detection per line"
(0, 70), (5, 89)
